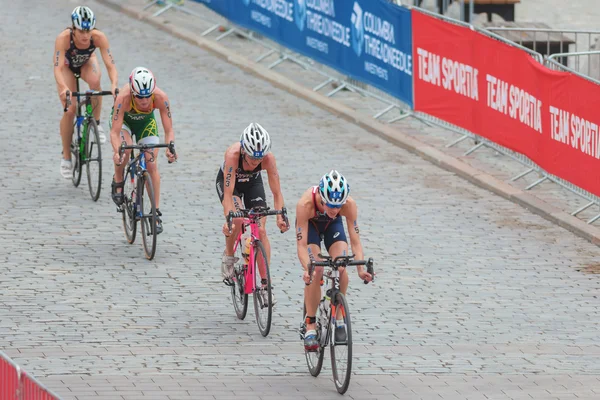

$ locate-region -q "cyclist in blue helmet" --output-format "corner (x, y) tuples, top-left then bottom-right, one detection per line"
(295, 170), (373, 351)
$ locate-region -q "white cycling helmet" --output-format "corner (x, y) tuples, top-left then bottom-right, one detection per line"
(318, 170), (350, 207)
(240, 123), (271, 158)
(71, 6), (96, 31)
(129, 67), (156, 98)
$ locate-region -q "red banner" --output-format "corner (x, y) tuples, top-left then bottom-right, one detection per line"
(0, 353), (61, 400)
(0, 355), (20, 400)
(21, 372), (60, 400)
(413, 10), (600, 197)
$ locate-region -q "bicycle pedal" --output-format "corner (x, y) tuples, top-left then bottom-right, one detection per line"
(223, 278), (235, 287)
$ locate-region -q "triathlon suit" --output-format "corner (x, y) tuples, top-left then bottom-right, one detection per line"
(110, 94), (159, 145)
(216, 151), (267, 209)
(64, 28), (96, 76)
(306, 186), (346, 250)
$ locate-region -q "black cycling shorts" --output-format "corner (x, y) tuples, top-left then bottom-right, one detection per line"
(215, 168), (267, 209)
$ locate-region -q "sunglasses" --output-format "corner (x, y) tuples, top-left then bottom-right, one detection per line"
(325, 202), (343, 209)
(134, 94), (152, 99)
(244, 153), (264, 162)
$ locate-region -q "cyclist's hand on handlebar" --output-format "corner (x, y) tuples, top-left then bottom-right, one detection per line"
(222, 221), (234, 237)
(303, 267), (315, 285)
(166, 147), (177, 163)
(276, 215), (289, 233)
(60, 87), (70, 107)
(358, 269), (374, 283)
(113, 152), (124, 166)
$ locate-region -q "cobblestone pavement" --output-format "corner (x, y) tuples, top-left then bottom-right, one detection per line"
(1, 0), (599, 399)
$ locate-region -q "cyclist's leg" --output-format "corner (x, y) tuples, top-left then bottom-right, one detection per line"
(324, 220), (349, 324)
(216, 169), (243, 279)
(133, 115), (161, 207)
(245, 180), (269, 276)
(324, 219), (349, 295)
(110, 118), (133, 205)
(56, 67), (77, 163)
(79, 54), (102, 123)
(304, 221), (325, 348)
(135, 136), (163, 231)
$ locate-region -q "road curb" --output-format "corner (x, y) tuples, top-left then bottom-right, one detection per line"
(97, 0), (600, 246)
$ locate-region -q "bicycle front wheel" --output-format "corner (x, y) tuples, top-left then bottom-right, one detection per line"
(121, 164), (137, 244)
(85, 118), (102, 201)
(71, 127), (82, 187)
(252, 240), (272, 337)
(330, 292), (352, 394)
(139, 172), (157, 260)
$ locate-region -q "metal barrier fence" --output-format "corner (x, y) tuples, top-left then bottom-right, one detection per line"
(485, 27), (600, 79)
(140, 0), (600, 225)
(0, 351), (62, 400)
(546, 50), (600, 82)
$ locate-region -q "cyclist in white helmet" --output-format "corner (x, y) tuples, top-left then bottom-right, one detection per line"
(216, 123), (289, 304)
(109, 67), (177, 235)
(54, 6), (119, 178)
(295, 170), (373, 351)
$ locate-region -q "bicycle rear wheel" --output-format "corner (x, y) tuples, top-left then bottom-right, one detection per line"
(121, 164), (137, 244)
(231, 237), (248, 320)
(85, 118), (102, 201)
(330, 292), (352, 394)
(71, 128), (82, 187)
(139, 172), (157, 260)
(303, 303), (326, 377)
(252, 240), (272, 337)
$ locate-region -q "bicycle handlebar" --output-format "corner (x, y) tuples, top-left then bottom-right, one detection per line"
(64, 88), (119, 113)
(119, 141), (176, 154)
(118, 141), (176, 166)
(71, 90), (115, 97)
(307, 255), (375, 285)
(226, 207), (289, 234)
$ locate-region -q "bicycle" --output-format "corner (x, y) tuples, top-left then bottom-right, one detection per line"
(225, 206), (289, 336)
(118, 140), (176, 260)
(299, 254), (375, 394)
(64, 78), (116, 201)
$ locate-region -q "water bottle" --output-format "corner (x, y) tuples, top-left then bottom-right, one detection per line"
(241, 228), (251, 263)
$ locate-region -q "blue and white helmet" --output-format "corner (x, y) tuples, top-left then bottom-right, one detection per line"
(71, 6), (96, 31)
(129, 67), (156, 98)
(319, 170), (349, 206)
(240, 123), (271, 158)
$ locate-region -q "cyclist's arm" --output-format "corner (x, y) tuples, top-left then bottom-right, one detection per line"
(154, 89), (175, 145)
(342, 197), (365, 270)
(222, 147), (238, 218)
(296, 193), (312, 272)
(110, 88), (128, 153)
(262, 154), (284, 211)
(53, 33), (68, 90)
(94, 31), (118, 91)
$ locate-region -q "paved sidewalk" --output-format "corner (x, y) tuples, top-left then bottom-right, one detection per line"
(1, 0), (600, 399)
